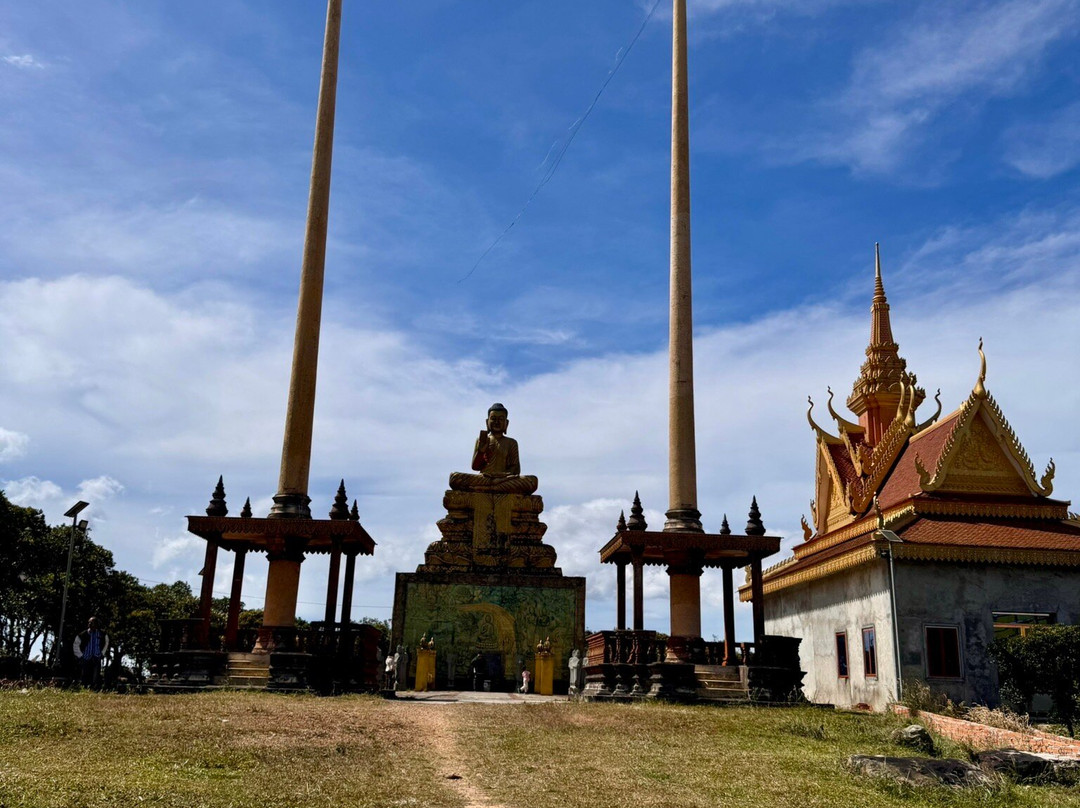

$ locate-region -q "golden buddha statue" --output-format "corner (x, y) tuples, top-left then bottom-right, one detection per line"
(449, 404), (538, 494)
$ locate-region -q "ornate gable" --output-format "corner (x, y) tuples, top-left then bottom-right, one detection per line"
(914, 351), (1055, 498)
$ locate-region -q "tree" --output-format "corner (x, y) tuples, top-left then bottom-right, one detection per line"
(0, 496), (54, 664)
(990, 625), (1080, 736)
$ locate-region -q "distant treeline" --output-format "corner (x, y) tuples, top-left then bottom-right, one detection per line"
(0, 489), (262, 683)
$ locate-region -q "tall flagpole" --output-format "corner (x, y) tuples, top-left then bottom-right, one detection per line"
(664, 0), (702, 533)
(270, 0), (343, 520)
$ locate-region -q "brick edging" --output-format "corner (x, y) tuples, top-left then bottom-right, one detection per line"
(891, 704), (1080, 756)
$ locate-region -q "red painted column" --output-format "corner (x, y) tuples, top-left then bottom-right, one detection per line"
(198, 540), (219, 649)
(224, 548), (247, 650)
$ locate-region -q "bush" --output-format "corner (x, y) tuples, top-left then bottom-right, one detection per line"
(990, 625), (1080, 737)
(965, 704), (1032, 734)
(900, 679), (961, 715)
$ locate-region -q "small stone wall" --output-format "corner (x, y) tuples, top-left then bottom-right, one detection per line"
(892, 705), (1080, 756)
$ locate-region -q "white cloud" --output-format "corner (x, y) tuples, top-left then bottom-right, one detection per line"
(153, 534), (203, 569)
(0, 428), (29, 462)
(78, 475), (125, 504)
(2, 202), (1080, 637)
(2, 54), (45, 70)
(800, 0), (1079, 174)
(2, 476), (64, 510)
(1, 473), (124, 522)
(1003, 101), (1080, 179)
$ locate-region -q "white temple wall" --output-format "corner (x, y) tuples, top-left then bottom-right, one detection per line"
(764, 561), (896, 711)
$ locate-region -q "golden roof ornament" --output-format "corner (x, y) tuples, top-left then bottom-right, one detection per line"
(915, 389), (942, 433)
(973, 337), (987, 398)
(846, 244), (925, 438)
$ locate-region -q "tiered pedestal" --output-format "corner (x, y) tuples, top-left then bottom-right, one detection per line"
(393, 485), (585, 694)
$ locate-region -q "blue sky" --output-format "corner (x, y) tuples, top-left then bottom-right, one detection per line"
(2, 0), (1080, 642)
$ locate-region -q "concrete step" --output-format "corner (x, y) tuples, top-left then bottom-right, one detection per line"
(229, 672), (269, 683)
(228, 663), (270, 674)
(693, 664), (741, 681)
(695, 687), (747, 699)
(697, 680), (746, 690)
(227, 653), (269, 666)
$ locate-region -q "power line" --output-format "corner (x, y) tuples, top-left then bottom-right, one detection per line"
(459, 0), (663, 282)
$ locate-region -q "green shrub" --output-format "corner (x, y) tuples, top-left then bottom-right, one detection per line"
(990, 625), (1080, 736)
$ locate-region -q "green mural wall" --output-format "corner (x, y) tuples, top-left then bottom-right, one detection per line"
(399, 579), (582, 686)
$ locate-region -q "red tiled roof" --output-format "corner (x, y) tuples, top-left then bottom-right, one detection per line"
(763, 515), (1080, 588)
(876, 412), (960, 509)
(898, 517), (1080, 551)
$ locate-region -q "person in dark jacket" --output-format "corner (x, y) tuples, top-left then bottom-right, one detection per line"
(73, 616), (109, 689)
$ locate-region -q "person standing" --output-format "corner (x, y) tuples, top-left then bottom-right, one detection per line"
(73, 617), (109, 689)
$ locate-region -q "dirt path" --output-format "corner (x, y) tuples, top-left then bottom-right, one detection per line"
(398, 703), (505, 808)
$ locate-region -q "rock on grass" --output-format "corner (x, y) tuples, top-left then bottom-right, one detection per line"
(847, 755), (994, 788)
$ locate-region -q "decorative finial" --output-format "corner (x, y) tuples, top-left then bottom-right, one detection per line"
(627, 491), (647, 531)
(974, 337), (987, 398)
(874, 242), (885, 301)
(745, 496), (765, 536)
(617, 510), (627, 532)
(350, 499), (360, 522)
(800, 515), (813, 541)
(807, 395), (838, 441)
(206, 476), (228, 517)
(1041, 459), (1056, 494)
(916, 389), (943, 433)
(719, 514), (731, 535)
(873, 495), (885, 531)
(329, 479), (350, 520)
(240, 497), (252, 519)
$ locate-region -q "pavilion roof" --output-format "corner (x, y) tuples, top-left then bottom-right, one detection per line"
(600, 529), (780, 568)
(187, 514), (375, 555)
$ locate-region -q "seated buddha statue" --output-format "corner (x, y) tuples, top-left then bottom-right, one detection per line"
(448, 403), (539, 495)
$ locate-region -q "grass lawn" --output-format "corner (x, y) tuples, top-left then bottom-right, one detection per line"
(1, 690), (1078, 808)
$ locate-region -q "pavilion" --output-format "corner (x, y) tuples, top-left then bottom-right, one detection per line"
(582, 0), (801, 703)
(151, 0), (383, 693)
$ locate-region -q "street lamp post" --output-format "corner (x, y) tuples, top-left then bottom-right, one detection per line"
(56, 501), (89, 669)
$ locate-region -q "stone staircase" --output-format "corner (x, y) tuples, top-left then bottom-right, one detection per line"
(694, 664), (749, 703)
(219, 652), (270, 690)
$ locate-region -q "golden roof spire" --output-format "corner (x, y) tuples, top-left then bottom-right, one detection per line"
(870, 242), (895, 347)
(847, 243), (924, 443)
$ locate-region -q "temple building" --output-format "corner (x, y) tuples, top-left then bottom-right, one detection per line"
(745, 246), (1080, 710)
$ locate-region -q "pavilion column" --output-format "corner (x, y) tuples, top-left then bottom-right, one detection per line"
(751, 558), (765, 645)
(340, 550), (357, 626)
(632, 549), (645, 631)
(324, 539), (342, 625)
(258, 548), (305, 651)
(668, 567), (702, 639)
(722, 565), (737, 666)
(616, 559), (627, 631)
(224, 548), (247, 651)
(197, 540), (219, 648)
